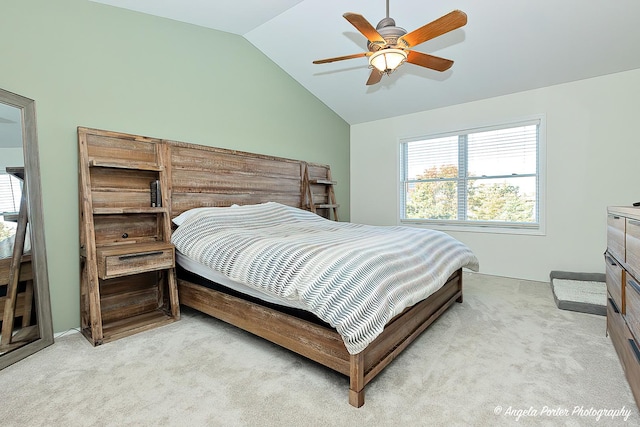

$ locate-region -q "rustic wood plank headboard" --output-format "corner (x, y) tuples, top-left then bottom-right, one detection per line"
(76, 127), (335, 220)
(165, 140), (310, 218)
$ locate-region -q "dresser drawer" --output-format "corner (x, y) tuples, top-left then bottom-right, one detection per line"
(623, 316), (640, 408)
(627, 274), (640, 341)
(608, 296), (640, 403)
(96, 242), (175, 280)
(627, 218), (640, 279)
(607, 213), (625, 263)
(608, 293), (627, 354)
(606, 252), (624, 313)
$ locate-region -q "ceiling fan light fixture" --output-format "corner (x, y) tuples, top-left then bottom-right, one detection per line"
(369, 49), (407, 74)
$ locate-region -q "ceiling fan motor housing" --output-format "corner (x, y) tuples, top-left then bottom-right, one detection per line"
(368, 17), (407, 52)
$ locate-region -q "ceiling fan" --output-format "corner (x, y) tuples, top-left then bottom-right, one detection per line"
(313, 1), (467, 85)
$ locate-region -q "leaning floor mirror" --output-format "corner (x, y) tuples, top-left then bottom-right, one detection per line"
(0, 88), (53, 369)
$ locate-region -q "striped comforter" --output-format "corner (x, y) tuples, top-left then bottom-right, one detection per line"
(171, 202), (479, 354)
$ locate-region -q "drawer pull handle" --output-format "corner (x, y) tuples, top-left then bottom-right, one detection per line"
(629, 219), (640, 227)
(628, 278), (640, 295)
(608, 297), (620, 314)
(610, 215), (620, 219)
(118, 251), (164, 260)
(605, 255), (617, 266)
(630, 339), (640, 364)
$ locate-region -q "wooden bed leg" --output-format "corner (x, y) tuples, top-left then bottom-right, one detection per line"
(349, 389), (364, 408)
(349, 353), (365, 407)
(456, 272), (463, 303)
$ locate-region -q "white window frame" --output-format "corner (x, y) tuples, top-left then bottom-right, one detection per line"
(398, 116), (546, 235)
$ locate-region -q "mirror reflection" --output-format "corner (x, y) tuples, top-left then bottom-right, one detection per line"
(0, 102), (25, 258)
(0, 95), (47, 360)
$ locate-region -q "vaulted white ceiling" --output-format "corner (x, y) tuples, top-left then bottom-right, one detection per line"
(90, 0), (640, 125)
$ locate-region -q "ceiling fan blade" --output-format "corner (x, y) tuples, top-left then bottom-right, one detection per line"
(366, 70), (383, 85)
(406, 51), (454, 72)
(343, 13), (387, 44)
(313, 52), (370, 64)
(398, 10), (467, 48)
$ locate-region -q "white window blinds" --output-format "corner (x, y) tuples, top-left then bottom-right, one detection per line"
(0, 173), (22, 215)
(400, 119), (541, 230)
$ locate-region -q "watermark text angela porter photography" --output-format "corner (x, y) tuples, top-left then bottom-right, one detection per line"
(494, 405), (632, 422)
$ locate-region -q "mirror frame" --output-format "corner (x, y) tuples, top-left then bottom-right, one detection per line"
(0, 88), (53, 369)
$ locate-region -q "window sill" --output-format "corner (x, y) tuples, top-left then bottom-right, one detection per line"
(399, 219), (545, 236)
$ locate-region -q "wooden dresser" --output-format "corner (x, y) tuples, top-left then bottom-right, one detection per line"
(606, 206), (640, 407)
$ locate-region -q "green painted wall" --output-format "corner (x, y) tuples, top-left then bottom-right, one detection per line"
(1, 0), (350, 332)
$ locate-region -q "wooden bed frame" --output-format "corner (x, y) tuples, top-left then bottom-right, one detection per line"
(162, 139), (465, 407)
(75, 130), (462, 407)
(178, 271), (462, 407)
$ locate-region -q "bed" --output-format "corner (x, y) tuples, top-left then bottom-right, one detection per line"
(163, 139), (479, 407)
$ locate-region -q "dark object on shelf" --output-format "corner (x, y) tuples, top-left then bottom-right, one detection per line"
(150, 180), (161, 207)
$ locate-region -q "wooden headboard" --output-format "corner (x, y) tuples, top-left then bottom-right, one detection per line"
(165, 140), (335, 219)
(168, 140), (300, 217)
(77, 127), (336, 221)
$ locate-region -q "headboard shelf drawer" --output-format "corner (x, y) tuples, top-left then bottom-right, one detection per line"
(93, 207), (169, 215)
(96, 242), (175, 280)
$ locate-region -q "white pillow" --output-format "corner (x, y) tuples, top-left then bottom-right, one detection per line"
(172, 204), (240, 226)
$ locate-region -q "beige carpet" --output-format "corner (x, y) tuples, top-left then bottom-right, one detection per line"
(1, 273), (638, 426)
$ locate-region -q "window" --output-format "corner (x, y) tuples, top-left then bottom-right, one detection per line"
(0, 172), (22, 215)
(400, 118), (543, 233)
(0, 172), (22, 241)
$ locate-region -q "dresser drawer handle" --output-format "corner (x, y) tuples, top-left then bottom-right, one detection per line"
(118, 251), (164, 260)
(630, 339), (640, 364)
(629, 219), (640, 227)
(605, 255), (617, 266)
(628, 278), (640, 295)
(608, 297), (620, 314)
(610, 215), (621, 219)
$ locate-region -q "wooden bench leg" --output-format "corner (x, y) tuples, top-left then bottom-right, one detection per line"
(349, 352), (365, 407)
